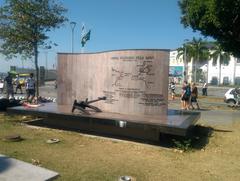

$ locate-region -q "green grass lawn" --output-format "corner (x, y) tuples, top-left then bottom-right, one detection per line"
(1, 112), (240, 181)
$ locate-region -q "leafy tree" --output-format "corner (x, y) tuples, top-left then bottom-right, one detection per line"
(0, 0), (67, 97)
(210, 42), (231, 85)
(178, 0), (240, 57)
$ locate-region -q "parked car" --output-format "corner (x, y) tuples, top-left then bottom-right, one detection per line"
(224, 88), (240, 105)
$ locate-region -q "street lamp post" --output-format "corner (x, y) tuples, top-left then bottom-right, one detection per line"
(70, 21), (76, 53)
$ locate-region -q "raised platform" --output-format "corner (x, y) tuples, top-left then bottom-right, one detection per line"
(8, 103), (200, 142)
(0, 154), (58, 181)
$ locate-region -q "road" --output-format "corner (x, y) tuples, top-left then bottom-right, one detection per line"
(0, 81), (233, 103)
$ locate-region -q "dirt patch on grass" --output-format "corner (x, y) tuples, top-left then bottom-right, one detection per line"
(0, 113), (240, 181)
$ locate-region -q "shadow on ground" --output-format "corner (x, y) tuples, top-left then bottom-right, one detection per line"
(25, 119), (215, 151)
(158, 125), (214, 150)
(0, 156), (12, 173)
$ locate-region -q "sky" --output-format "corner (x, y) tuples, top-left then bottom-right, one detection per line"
(0, 0), (208, 73)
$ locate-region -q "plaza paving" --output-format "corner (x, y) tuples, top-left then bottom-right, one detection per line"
(1, 81), (239, 127)
(0, 154), (58, 181)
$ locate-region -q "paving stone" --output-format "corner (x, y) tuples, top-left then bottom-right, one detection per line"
(0, 154), (59, 181)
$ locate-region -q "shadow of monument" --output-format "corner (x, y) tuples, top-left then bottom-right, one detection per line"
(0, 155), (12, 173)
(157, 125), (214, 150)
(26, 119), (213, 150)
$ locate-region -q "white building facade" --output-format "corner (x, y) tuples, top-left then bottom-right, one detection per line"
(169, 50), (196, 84)
(170, 50), (240, 85)
(207, 56), (240, 85)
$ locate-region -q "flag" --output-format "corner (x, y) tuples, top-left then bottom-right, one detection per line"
(81, 23), (85, 34)
(81, 30), (91, 47)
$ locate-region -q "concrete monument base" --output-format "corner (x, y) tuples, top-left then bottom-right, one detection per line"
(8, 103), (200, 142)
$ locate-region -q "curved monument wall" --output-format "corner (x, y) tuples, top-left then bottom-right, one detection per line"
(57, 49), (169, 116)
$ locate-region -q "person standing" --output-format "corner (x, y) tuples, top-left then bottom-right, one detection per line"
(15, 75), (23, 94)
(4, 72), (14, 99)
(190, 82), (200, 110)
(202, 82), (208, 96)
(0, 79), (4, 94)
(25, 73), (35, 103)
(169, 80), (176, 100)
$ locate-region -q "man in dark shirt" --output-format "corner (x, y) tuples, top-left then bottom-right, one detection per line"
(4, 72), (14, 99)
(190, 82), (200, 110)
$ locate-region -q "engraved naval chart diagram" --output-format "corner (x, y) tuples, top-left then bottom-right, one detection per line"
(111, 60), (155, 88)
(103, 55), (166, 108)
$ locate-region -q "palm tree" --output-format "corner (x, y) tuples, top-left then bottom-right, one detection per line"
(177, 43), (192, 81)
(187, 37), (209, 82)
(210, 42), (231, 85)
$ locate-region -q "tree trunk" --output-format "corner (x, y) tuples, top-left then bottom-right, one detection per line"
(194, 51), (199, 83)
(183, 47), (187, 82)
(184, 61), (187, 82)
(233, 58), (236, 85)
(206, 61), (209, 83)
(194, 59), (197, 82)
(218, 58), (221, 85)
(34, 43), (39, 98)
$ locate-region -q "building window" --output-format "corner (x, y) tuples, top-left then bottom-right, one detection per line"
(223, 57), (229, 66)
(211, 77), (218, 85)
(235, 77), (240, 85)
(212, 60), (217, 66)
(236, 57), (240, 63)
(223, 76), (229, 85)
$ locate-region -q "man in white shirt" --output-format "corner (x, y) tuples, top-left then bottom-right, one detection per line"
(25, 73), (35, 102)
(202, 82), (208, 96)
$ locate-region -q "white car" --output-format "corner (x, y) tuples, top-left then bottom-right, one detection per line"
(224, 88), (238, 105)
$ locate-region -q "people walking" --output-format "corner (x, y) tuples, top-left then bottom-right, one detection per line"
(25, 73), (35, 103)
(190, 82), (200, 110)
(181, 81), (191, 110)
(4, 72), (14, 99)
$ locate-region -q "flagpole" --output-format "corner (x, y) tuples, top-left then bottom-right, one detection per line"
(81, 22), (85, 53)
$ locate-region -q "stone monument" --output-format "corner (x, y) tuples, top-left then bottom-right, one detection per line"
(57, 49), (169, 116)
(8, 49), (200, 140)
